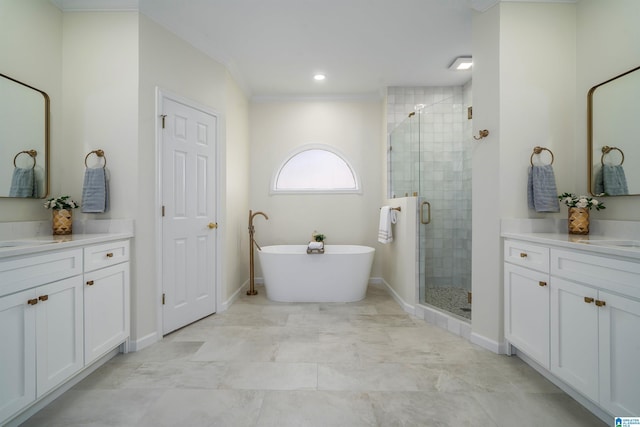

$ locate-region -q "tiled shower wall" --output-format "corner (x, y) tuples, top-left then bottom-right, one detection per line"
(387, 83), (473, 302)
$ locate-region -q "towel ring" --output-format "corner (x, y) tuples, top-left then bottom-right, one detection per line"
(13, 150), (37, 169)
(530, 146), (554, 166)
(601, 146), (624, 166)
(84, 149), (107, 168)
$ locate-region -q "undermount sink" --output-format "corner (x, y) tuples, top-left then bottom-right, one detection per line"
(0, 240), (58, 248)
(578, 240), (640, 249)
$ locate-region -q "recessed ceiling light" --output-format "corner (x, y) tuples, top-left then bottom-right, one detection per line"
(449, 57), (473, 71)
(314, 74), (326, 81)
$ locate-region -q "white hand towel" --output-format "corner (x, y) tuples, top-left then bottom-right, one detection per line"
(378, 206), (393, 244)
(308, 241), (323, 250)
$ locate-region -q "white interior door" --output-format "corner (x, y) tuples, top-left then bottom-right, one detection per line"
(161, 96), (217, 335)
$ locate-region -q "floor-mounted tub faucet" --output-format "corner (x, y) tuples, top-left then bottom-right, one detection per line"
(248, 210), (268, 295)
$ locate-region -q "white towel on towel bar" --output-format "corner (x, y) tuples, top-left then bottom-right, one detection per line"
(378, 206), (397, 244)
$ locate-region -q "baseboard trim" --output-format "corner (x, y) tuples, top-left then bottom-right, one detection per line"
(372, 278), (416, 315)
(220, 279), (248, 312)
(470, 332), (505, 354)
(128, 331), (159, 352)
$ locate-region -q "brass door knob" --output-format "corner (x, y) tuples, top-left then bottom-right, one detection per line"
(208, 222), (218, 229)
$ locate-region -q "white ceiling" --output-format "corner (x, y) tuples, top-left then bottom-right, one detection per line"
(51, 0), (514, 98)
(50, 0), (577, 98)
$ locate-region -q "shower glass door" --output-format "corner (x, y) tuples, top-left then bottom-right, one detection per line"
(417, 97), (472, 320)
(389, 90), (472, 320)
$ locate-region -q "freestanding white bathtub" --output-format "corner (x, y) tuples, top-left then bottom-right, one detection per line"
(257, 245), (375, 302)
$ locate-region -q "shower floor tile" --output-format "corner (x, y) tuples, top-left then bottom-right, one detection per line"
(425, 286), (472, 320)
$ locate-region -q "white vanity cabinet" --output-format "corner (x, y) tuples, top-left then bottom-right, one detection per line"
(503, 240), (550, 368)
(83, 240), (130, 364)
(504, 236), (640, 418)
(0, 236), (131, 426)
(0, 249), (83, 423)
(550, 248), (640, 417)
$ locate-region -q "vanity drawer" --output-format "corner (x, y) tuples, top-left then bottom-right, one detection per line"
(84, 240), (129, 272)
(551, 248), (640, 300)
(504, 240), (549, 273)
(0, 249), (83, 296)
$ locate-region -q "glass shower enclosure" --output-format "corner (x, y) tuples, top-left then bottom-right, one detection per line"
(389, 96), (472, 320)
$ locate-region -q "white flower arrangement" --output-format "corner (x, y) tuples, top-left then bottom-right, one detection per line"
(44, 195), (79, 210)
(558, 192), (605, 211)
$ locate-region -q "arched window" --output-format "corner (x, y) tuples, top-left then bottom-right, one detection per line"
(273, 145), (360, 193)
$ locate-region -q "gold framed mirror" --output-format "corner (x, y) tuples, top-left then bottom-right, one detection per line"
(0, 73), (50, 198)
(588, 65), (640, 196)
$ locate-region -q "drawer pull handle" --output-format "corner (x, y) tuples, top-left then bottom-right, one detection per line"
(538, 281), (547, 287)
(520, 253), (527, 258)
(106, 252), (114, 258)
(27, 298), (38, 305)
(584, 297), (594, 304)
(38, 295), (49, 302)
(595, 300), (606, 307)
(86, 280), (94, 286)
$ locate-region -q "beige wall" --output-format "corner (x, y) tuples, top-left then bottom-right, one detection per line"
(471, 3), (502, 349)
(0, 0), (62, 220)
(61, 12), (139, 220)
(249, 99), (384, 277)
(378, 197), (417, 308)
(224, 72), (251, 301)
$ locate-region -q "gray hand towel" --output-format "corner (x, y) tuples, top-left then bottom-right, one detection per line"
(602, 164), (628, 196)
(527, 165), (560, 212)
(82, 167), (109, 213)
(9, 167), (36, 197)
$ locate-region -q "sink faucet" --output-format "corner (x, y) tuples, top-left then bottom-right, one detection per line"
(248, 210), (268, 295)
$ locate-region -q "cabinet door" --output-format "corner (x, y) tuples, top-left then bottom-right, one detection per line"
(0, 289), (36, 422)
(35, 276), (84, 397)
(550, 277), (599, 402)
(84, 263), (130, 364)
(504, 263), (550, 368)
(598, 291), (640, 416)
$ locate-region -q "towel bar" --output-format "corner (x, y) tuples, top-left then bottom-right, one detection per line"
(379, 207), (401, 212)
(85, 149), (107, 168)
(13, 150), (37, 168)
(530, 146), (554, 166)
(601, 146), (624, 166)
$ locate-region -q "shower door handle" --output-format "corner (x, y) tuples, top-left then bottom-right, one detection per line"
(420, 201), (431, 224)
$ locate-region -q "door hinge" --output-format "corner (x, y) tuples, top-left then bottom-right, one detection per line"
(162, 293), (165, 305)
(162, 205), (165, 217)
(161, 114), (167, 129)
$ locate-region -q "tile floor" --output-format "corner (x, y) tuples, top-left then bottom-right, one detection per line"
(23, 286), (606, 427)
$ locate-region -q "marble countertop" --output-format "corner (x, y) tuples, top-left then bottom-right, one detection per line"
(501, 231), (640, 260)
(501, 218), (640, 261)
(0, 219), (134, 259)
(0, 232), (134, 259)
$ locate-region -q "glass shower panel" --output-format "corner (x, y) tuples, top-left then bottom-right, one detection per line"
(389, 116), (418, 198)
(418, 97), (472, 320)
(389, 91), (472, 321)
